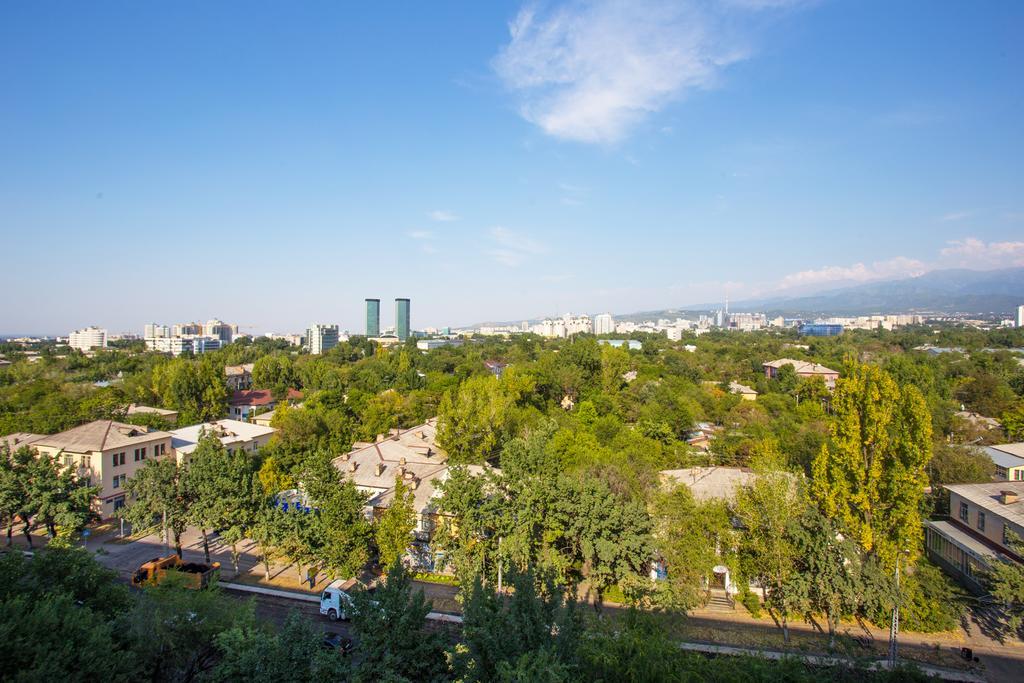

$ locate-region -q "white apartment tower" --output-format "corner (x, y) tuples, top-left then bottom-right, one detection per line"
(594, 313), (614, 335)
(1017, 304), (1024, 328)
(69, 326), (108, 352)
(307, 324), (340, 355)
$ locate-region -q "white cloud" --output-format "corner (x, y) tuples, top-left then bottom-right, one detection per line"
(777, 256), (927, 290)
(493, 0), (757, 143)
(940, 237), (1024, 268)
(429, 210), (459, 222)
(939, 211), (971, 222)
(485, 226), (547, 266)
(407, 230), (434, 240)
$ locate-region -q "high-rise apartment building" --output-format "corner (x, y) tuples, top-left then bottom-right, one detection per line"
(144, 323), (169, 339)
(1017, 304), (1024, 328)
(366, 299), (381, 337)
(307, 324), (340, 355)
(594, 313), (614, 335)
(69, 326), (108, 352)
(395, 298), (411, 341)
(204, 319), (237, 344)
(173, 322), (203, 336)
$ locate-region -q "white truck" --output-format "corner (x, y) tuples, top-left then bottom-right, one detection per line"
(319, 578), (359, 621)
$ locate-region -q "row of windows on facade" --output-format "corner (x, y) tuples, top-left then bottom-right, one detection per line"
(958, 502), (1013, 545)
(109, 444), (167, 468)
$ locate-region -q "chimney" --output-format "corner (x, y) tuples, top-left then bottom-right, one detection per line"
(340, 453), (349, 462)
(399, 457), (406, 466)
(409, 477), (419, 490)
(1000, 490), (1019, 505)
(375, 462), (385, 477)
(376, 434), (386, 443)
(414, 430), (425, 440)
(348, 462), (357, 473)
(397, 466), (405, 479)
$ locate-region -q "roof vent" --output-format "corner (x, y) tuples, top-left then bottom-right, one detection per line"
(1000, 490), (1019, 505)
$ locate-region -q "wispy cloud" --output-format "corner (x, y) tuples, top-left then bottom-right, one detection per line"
(493, 0), (799, 143)
(485, 226), (547, 266)
(939, 211), (971, 222)
(429, 210), (459, 222)
(407, 230), (434, 240)
(940, 237), (1024, 268)
(777, 256), (927, 290)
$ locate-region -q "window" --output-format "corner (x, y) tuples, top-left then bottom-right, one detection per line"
(63, 455), (73, 468)
(80, 455), (90, 468)
(155, 443), (165, 456)
(134, 447), (147, 461)
(112, 452), (125, 467)
(959, 502), (969, 522)
(113, 496), (126, 511)
(977, 511), (986, 533)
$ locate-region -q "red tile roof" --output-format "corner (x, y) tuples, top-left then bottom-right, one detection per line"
(230, 388), (302, 406)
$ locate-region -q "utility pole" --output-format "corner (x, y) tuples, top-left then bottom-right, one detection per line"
(888, 556), (900, 668)
(497, 536), (503, 594)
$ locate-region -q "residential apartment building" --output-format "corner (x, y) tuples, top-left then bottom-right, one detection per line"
(332, 419), (450, 540)
(307, 324), (340, 355)
(594, 313), (614, 335)
(925, 482), (1024, 594)
(145, 335), (222, 356)
(16, 420), (173, 518)
(1017, 304), (1024, 328)
(125, 404), (179, 425)
(984, 443), (1024, 481)
(204, 319), (237, 343)
(229, 388), (302, 421)
(68, 326), (107, 352)
(169, 419), (275, 461)
(144, 323), (170, 338)
(762, 358), (840, 390)
(225, 363), (255, 391)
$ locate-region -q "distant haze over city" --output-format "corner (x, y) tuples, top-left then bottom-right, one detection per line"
(2, 3), (1022, 334)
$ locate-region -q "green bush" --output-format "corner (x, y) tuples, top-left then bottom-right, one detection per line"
(740, 589), (762, 618)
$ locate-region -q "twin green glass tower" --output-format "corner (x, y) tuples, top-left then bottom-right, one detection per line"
(365, 298), (410, 341)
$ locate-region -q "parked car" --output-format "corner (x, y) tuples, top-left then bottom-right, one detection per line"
(321, 632), (354, 655)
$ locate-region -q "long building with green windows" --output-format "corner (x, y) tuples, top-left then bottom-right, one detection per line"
(395, 298), (410, 341)
(365, 298), (380, 337)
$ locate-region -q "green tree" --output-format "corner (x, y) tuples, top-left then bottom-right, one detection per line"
(988, 531), (1024, 636)
(348, 561), (449, 682)
(207, 610), (349, 682)
(186, 432), (260, 573)
(437, 373), (530, 463)
(735, 442), (806, 643)
(811, 362), (933, 570)
(375, 476), (416, 570)
(25, 451), (100, 540)
(650, 484), (733, 611)
(788, 507), (862, 647)
(1003, 403), (1024, 441)
(302, 457), (372, 580)
(459, 571), (580, 682)
(121, 458), (193, 557)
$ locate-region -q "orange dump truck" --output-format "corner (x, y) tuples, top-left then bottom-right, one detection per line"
(131, 555), (221, 589)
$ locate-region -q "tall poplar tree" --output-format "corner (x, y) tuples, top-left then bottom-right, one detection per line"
(810, 362), (932, 569)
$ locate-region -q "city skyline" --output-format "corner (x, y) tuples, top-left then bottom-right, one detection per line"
(2, 2), (1022, 333)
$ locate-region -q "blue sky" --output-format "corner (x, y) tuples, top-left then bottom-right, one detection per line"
(1, 1), (1022, 335)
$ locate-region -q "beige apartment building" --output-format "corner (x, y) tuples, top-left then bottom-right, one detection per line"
(26, 420), (173, 518)
(925, 482), (1024, 594)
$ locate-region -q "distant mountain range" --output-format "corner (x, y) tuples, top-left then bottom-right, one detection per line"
(682, 267), (1024, 318)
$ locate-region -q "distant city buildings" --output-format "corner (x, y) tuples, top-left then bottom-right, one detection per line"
(800, 323), (844, 337)
(68, 326), (107, 352)
(143, 318), (237, 357)
(306, 323), (340, 355)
